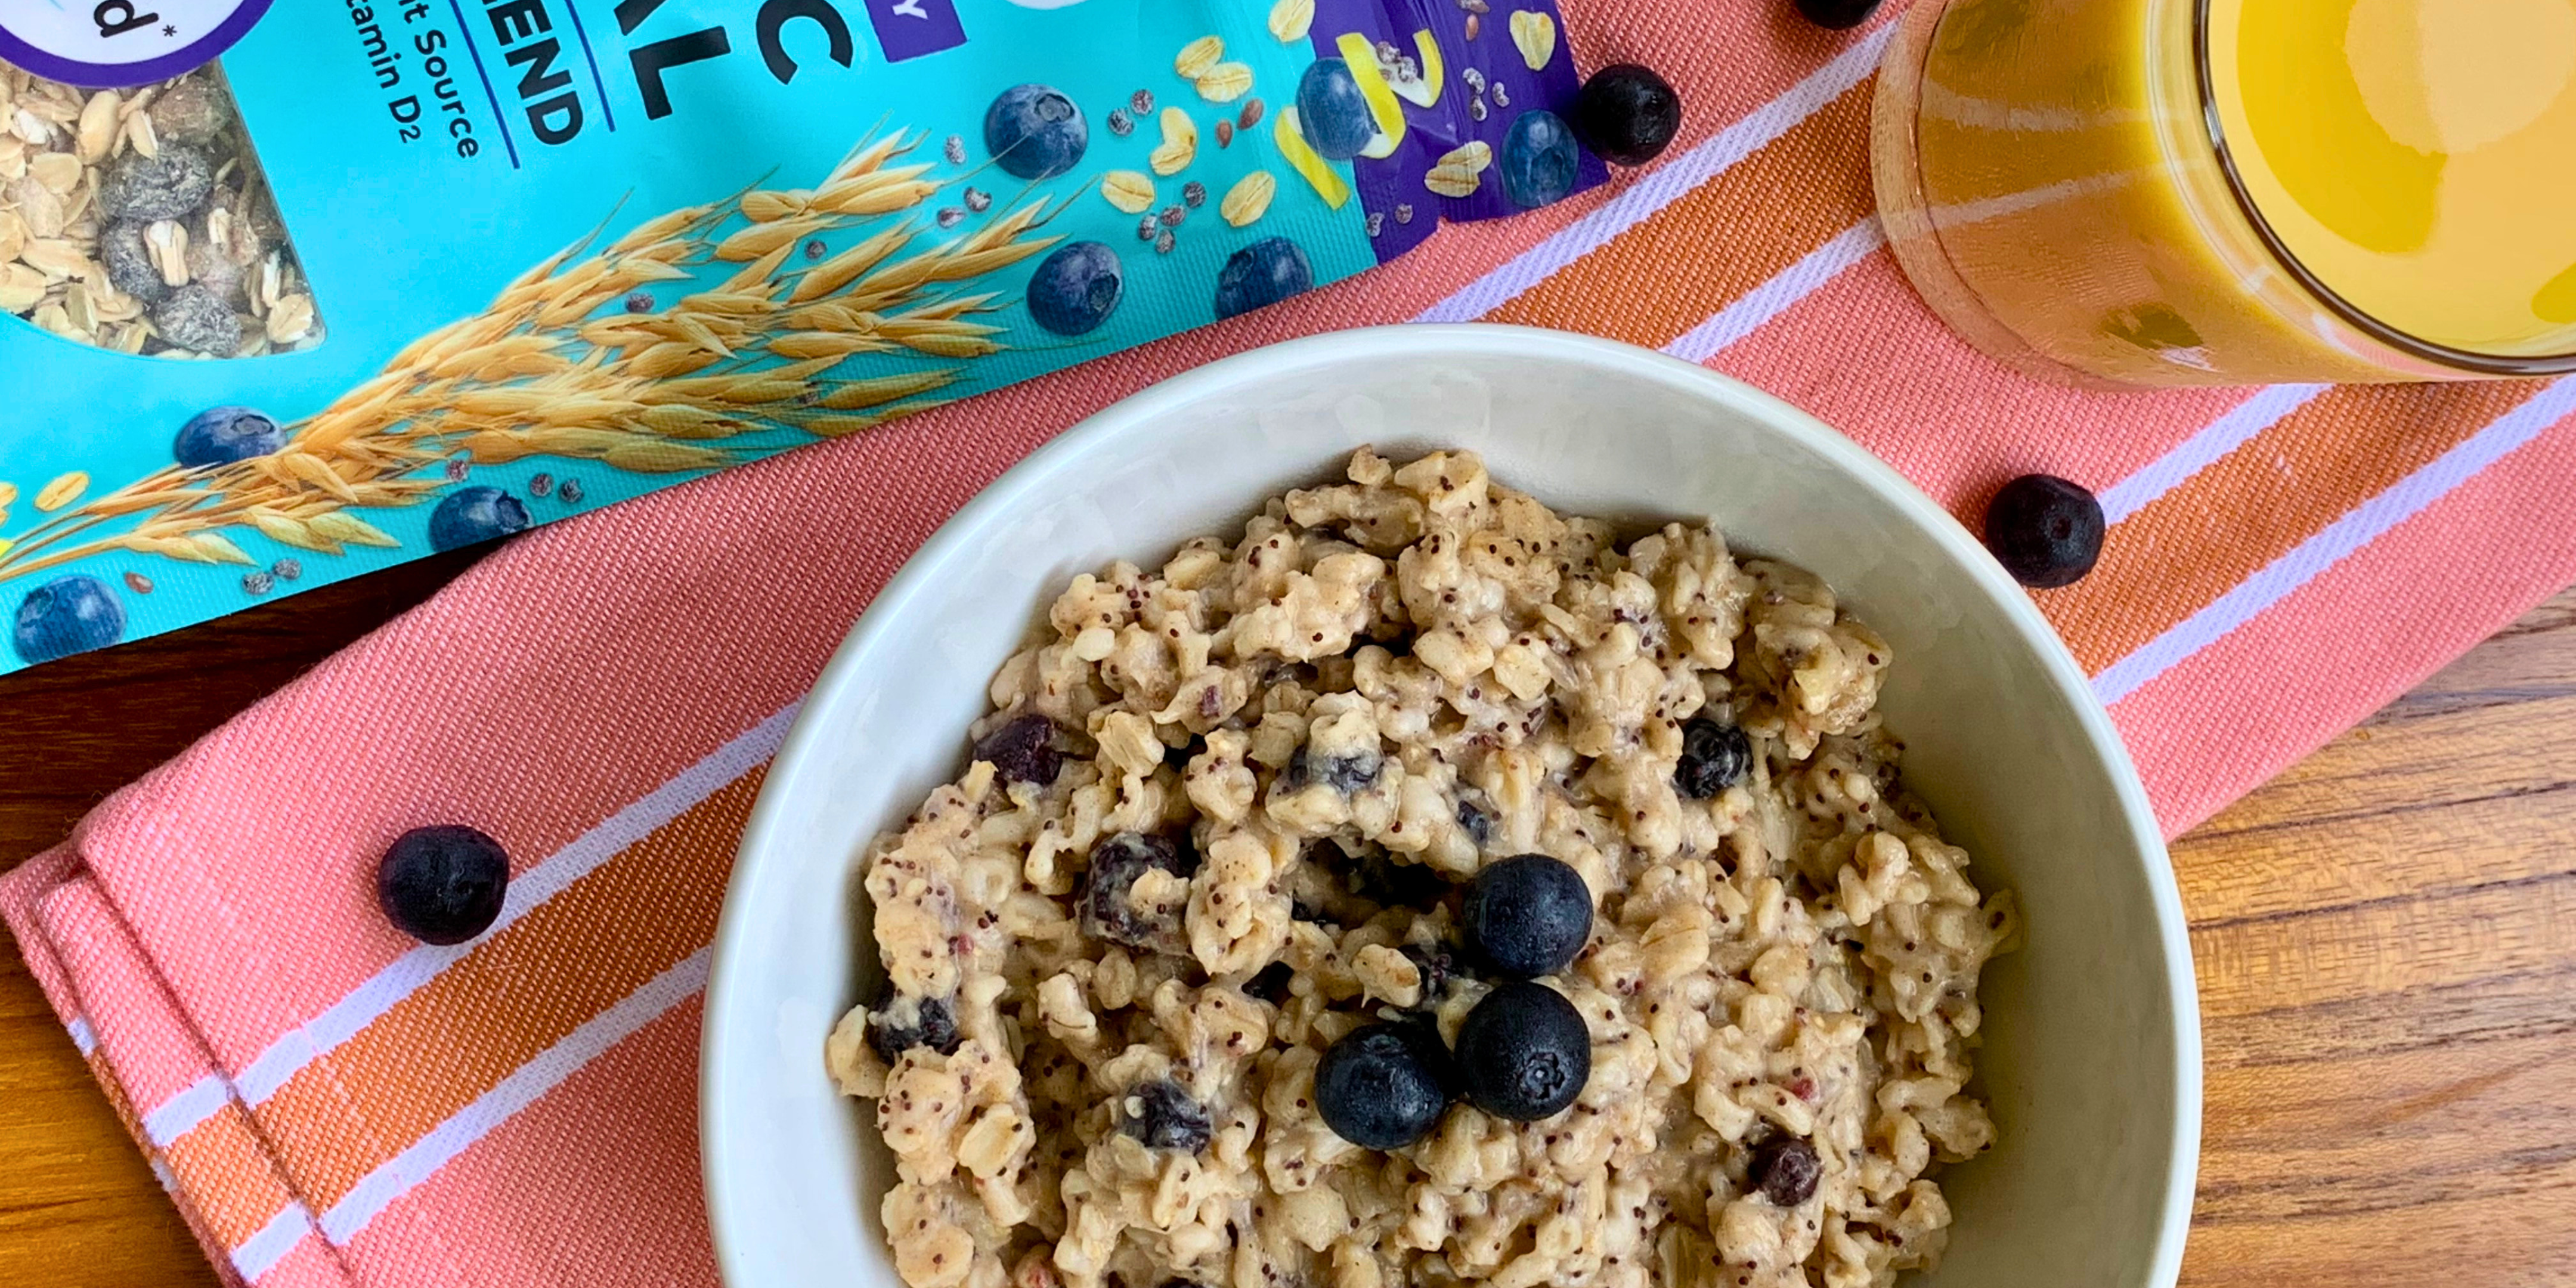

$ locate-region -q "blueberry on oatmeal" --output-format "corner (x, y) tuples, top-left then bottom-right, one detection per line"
(1123, 1079), (1211, 1151)
(1674, 716), (1753, 798)
(1285, 744), (1382, 794)
(1454, 795), (1497, 849)
(825, 448), (2015, 1288)
(1079, 831), (1198, 955)
(1243, 961), (1295, 1004)
(971, 711), (1062, 785)
(1349, 846), (1449, 911)
(1462, 853), (1593, 978)
(1750, 1135), (1824, 1205)
(1316, 1021), (1453, 1149)
(1455, 979), (1590, 1120)
(865, 993), (962, 1066)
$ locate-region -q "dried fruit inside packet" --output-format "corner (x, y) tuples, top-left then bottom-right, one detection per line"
(0, 0), (1600, 673)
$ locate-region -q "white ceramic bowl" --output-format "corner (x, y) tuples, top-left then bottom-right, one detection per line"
(702, 324), (2200, 1288)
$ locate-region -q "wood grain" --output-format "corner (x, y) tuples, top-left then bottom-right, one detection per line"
(0, 570), (2566, 1286)
(2176, 591), (2576, 1286)
(0, 549), (479, 1288)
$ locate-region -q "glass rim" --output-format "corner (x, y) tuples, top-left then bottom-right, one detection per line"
(2190, 0), (2576, 377)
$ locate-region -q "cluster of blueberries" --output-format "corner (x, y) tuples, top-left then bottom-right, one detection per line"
(1312, 852), (1596, 1148)
(1306, 714), (1751, 1150)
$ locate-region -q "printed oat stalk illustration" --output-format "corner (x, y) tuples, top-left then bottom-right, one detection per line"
(0, 129), (1066, 581)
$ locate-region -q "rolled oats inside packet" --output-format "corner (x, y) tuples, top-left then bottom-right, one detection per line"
(0, 0), (1600, 673)
(1, 64), (324, 359)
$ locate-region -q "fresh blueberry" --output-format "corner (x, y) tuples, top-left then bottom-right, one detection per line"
(984, 83), (1088, 180)
(1568, 64), (1681, 166)
(172, 405), (285, 468)
(1123, 1078), (1212, 1151)
(864, 993), (962, 1066)
(1796, 0), (1883, 30)
(376, 824), (510, 946)
(1316, 1021), (1455, 1149)
(1983, 473), (2104, 588)
(426, 485), (531, 552)
(11, 575), (124, 664)
(1026, 241), (1123, 336)
(1674, 718), (1753, 799)
(1462, 854), (1593, 978)
(1295, 58), (1378, 160)
(1455, 980), (1590, 1120)
(973, 711), (1063, 785)
(1499, 110), (1580, 209)
(1749, 1135), (1823, 1204)
(1080, 831), (1199, 954)
(1212, 237), (1314, 320)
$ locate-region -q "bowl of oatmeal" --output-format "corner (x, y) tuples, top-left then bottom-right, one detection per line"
(702, 325), (2199, 1288)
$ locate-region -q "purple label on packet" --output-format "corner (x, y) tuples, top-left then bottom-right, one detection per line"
(862, 0), (967, 62)
(0, 0), (273, 88)
(1309, 0), (1603, 265)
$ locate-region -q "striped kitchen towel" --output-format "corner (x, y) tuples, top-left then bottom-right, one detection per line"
(7, 3), (2576, 1286)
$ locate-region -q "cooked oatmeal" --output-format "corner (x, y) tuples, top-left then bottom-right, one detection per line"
(825, 448), (2018, 1288)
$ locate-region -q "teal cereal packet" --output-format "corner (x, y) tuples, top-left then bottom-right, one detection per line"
(0, 0), (1600, 671)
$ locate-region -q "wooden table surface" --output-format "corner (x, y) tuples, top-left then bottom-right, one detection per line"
(1, 566), (2570, 1286)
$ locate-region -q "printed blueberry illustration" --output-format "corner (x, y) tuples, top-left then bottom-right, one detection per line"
(427, 485), (532, 552)
(1295, 60), (1377, 160)
(12, 574), (125, 664)
(984, 84), (1089, 181)
(173, 405), (286, 468)
(1213, 237), (1314, 320)
(1500, 110), (1581, 209)
(1026, 242), (1125, 336)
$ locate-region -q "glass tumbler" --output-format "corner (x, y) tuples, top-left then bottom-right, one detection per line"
(1870, 0), (2576, 388)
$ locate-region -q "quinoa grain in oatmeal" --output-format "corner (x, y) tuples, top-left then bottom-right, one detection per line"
(826, 448), (2018, 1288)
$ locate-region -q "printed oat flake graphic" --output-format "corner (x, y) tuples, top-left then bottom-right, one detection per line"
(0, 0), (1598, 673)
(0, 0), (272, 88)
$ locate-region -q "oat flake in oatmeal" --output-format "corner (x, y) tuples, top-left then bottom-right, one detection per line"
(826, 448), (2019, 1288)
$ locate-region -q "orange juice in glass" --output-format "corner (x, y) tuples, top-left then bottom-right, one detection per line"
(1871, 0), (2576, 386)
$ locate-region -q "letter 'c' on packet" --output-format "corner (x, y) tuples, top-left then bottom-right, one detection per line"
(0, 0), (1602, 673)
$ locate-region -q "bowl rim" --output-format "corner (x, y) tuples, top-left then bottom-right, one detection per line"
(699, 321), (2203, 1288)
